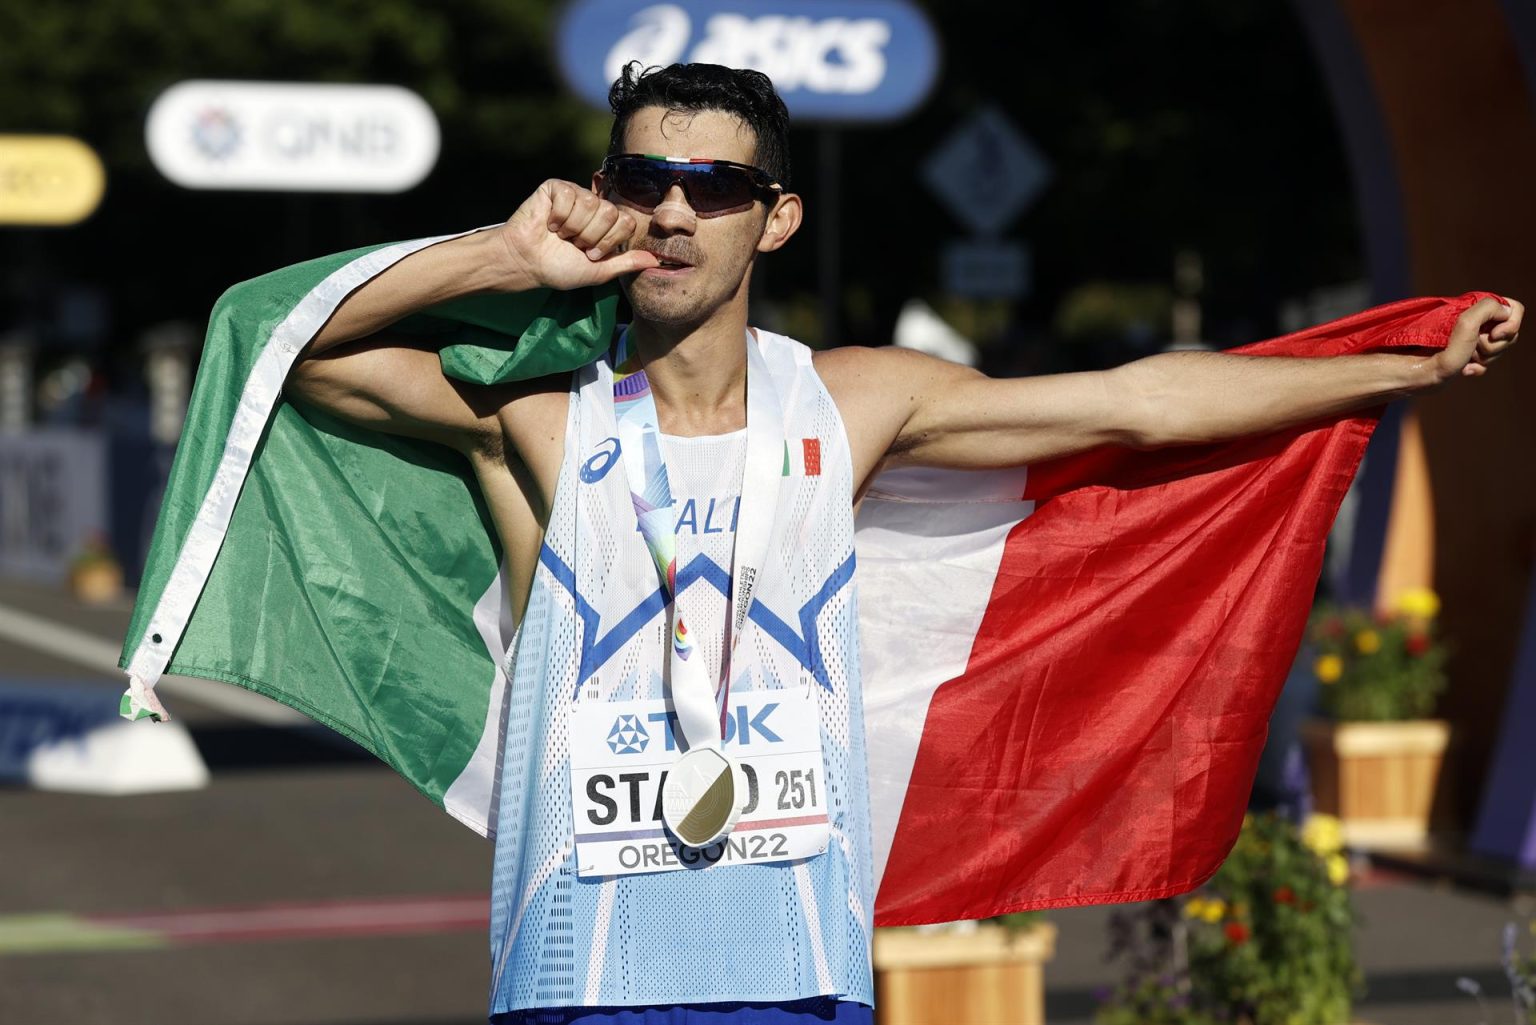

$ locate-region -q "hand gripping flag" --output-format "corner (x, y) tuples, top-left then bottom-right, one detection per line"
(116, 241), (1492, 922)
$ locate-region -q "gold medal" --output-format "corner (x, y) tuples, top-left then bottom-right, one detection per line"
(661, 747), (744, 847)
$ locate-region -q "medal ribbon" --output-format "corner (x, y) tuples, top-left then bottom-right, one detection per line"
(611, 329), (784, 752)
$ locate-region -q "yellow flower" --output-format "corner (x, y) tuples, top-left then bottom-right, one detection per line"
(1327, 853), (1351, 886)
(1303, 814), (1344, 856)
(1186, 897), (1229, 922)
(1394, 587), (1441, 620)
(1314, 654), (1344, 684)
(1354, 630), (1381, 655)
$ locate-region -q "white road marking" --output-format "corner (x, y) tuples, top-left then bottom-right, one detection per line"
(0, 601), (307, 725)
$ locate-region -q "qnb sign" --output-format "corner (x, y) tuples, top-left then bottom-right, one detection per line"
(145, 81), (440, 193)
(557, 1), (938, 122)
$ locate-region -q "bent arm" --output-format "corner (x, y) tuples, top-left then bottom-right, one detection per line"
(306, 230), (518, 356)
(286, 338), (504, 455)
(304, 180), (658, 357)
(279, 177), (669, 452)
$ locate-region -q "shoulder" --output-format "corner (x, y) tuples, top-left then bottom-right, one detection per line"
(812, 344), (979, 397)
(813, 343), (901, 381)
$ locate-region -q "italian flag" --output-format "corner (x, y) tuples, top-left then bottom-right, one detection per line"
(783, 437), (822, 477)
(115, 237), (1485, 923)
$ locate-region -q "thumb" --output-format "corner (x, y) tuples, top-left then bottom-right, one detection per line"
(1448, 298), (1508, 354)
(593, 248), (661, 280)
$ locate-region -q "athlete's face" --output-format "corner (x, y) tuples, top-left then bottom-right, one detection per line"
(596, 107), (801, 329)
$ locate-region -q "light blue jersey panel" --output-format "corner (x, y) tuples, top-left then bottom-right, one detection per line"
(488, 333), (873, 1016)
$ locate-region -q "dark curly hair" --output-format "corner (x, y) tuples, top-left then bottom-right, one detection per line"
(607, 62), (791, 188)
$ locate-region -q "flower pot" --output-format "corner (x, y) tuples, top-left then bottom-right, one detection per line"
(872, 922), (1057, 1025)
(1302, 718), (1450, 848)
(68, 558), (124, 605)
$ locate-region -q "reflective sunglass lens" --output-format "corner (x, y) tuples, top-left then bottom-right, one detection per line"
(608, 160), (760, 213)
(690, 171), (753, 209)
(605, 162), (659, 204)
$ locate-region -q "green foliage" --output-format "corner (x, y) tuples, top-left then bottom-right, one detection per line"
(984, 909), (1046, 937)
(0, 0), (1364, 365)
(1503, 921), (1536, 1024)
(0, 0), (611, 339)
(1053, 282), (1173, 344)
(0, 0), (601, 167)
(1096, 813), (1359, 1025)
(1308, 590), (1449, 721)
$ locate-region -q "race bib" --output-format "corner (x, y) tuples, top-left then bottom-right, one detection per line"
(569, 688), (830, 877)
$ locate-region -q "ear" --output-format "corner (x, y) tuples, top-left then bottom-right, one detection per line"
(591, 170), (605, 197)
(757, 192), (803, 253)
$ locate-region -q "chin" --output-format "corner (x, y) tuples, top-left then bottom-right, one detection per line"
(625, 285), (713, 327)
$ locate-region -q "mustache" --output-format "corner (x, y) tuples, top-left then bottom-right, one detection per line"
(624, 239), (705, 268)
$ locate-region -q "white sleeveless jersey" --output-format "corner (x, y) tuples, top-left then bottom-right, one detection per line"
(487, 330), (873, 1013)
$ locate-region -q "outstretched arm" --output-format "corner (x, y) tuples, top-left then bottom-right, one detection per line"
(826, 296), (1521, 476)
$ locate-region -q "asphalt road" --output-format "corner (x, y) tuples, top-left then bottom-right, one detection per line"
(0, 578), (491, 1025)
(1, 577), (1531, 1025)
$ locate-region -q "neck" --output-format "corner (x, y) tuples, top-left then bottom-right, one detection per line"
(627, 316), (750, 436)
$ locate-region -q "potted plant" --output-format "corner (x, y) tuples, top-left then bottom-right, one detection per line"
(873, 910), (1056, 1025)
(1094, 811), (1360, 1024)
(66, 530), (124, 606)
(1504, 921), (1536, 1024)
(1453, 920), (1536, 1024)
(1301, 587), (1451, 847)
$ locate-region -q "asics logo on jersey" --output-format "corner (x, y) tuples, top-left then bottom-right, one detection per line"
(580, 437), (621, 483)
(606, 713), (649, 754)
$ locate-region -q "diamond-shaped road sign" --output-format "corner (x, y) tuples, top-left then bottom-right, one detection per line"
(922, 106), (1052, 237)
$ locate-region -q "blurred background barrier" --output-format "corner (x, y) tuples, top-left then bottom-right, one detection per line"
(0, 430), (107, 582)
(0, 680), (207, 794)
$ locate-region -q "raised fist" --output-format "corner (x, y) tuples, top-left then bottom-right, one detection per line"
(495, 179), (660, 292)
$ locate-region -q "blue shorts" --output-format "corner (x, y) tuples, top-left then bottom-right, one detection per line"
(490, 997), (873, 1025)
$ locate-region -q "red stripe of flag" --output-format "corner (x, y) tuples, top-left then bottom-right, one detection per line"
(873, 293), (1485, 925)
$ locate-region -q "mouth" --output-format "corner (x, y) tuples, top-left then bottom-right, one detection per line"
(634, 245), (699, 276)
(640, 255), (696, 278)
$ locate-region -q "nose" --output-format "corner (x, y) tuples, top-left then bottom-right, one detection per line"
(649, 182), (697, 235)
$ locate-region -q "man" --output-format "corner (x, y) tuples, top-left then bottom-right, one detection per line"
(255, 63), (1516, 1023)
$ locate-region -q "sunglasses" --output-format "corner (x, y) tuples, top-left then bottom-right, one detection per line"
(600, 154), (783, 215)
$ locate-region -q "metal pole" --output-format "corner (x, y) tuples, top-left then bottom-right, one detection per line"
(818, 128), (841, 346)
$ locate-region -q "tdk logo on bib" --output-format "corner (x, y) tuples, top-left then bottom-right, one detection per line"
(556, 1), (938, 123)
(607, 714), (650, 754)
(642, 702), (782, 752)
